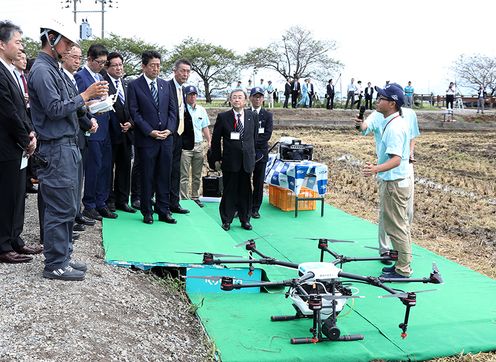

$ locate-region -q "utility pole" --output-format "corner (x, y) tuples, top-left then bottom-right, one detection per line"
(61, 0), (118, 38)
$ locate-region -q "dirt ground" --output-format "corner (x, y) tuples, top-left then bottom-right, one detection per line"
(273, 128), (496, 278)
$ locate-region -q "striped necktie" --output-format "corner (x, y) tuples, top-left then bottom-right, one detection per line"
(150, 81), (158, 107)
(177, 86), (184, 135)
(115, 79), (125, 104)
(236, 113), (244, 139)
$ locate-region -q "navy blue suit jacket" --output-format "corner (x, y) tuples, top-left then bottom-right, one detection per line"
(127, 75), (177, 148)
(75, 67), (110, 142)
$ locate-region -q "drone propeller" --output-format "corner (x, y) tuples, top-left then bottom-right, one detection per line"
(378, 289), (437, 299)
(234, 234), (272, 248)
(363, 246), (420, 257)
(295, 237), (355, 243)
(432, 262), (439, 274)
(175, 251), (241, 258)
(181, 275), (256, 283)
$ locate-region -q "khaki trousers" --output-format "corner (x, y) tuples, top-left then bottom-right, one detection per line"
(180, 143), (204, 200)
(379, 178), (412, 276)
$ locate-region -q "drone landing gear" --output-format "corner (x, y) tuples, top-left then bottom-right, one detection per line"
(271, 295), (364, 344)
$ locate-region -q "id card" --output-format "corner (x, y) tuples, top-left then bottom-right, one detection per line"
(230, 132), (240, 140)
(258, 127), (265, 134)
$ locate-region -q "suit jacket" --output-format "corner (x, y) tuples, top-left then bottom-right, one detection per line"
(291, 81), (301, 95)
(365, 86), (374, 99)
(168, 80), (194, 150)
(103, 73), (134, 145)
(211, 109), (257, 173)
(326, 83), (335, 97)
(127, 75), (177, 148)
(0, 62), (31, 162)
(62, 71), (92, 151)
(284, 82), (291, 96)
(253, 108), (273, 162)
(75, 67), (110, 142)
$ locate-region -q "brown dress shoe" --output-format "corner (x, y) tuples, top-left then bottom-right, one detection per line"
(16, 244), (43, 255)
(0, 251), (33, 263)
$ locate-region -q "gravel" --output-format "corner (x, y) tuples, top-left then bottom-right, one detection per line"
(0, 194), (212, 362)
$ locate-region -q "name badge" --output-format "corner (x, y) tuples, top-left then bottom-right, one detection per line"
(258, 127), (265, 134)
(230, 132), (240, 140)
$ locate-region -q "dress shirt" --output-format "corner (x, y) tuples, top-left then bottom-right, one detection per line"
(186, 103), (209, 143)
(84, 65), (102, 82)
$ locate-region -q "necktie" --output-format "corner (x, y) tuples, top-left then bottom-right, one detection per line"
(20, 73), (28, 93)
(177, 86), (184, 135)
(236, 113), (244, 139)
(72, 77), (78, 91)
(150, 81), (158, 107)
(115, 79), (125, 104)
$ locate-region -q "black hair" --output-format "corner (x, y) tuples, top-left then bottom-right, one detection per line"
(0, 20), (22, 43)
(173, 58), (191, 69)
(142, 50), (161, 65)
(87, 43), (108, 59)
(106, 51), (123, 66)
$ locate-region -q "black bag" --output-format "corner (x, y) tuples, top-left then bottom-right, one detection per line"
(202, 171), (223, 197)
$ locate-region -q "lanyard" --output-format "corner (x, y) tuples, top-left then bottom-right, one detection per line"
(382, 114), (400, 134)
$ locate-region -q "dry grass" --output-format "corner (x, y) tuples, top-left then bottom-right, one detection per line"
(272, 128), (496, 361)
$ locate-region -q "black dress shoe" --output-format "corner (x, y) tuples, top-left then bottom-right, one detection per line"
(15, 244), (43, 255)
(97, 207), (118, 219)
(0, 251), (32, 263)
(221, 222), (230, 231)
(131, 200), (141, 209)
(170, 206), (190, 214)
(116, 203), (137, 213)
(241, 221), (252, 230)
(82, 208), (102, 221)
(73, 223), (85, 232)
(158, 213), (177, 224)
(251, 211), (260, 219)
(75, 215), (96, 226)
(107, 202), (116, 212)
(143, 214), (153, 224)
(193, 199), (204, 208)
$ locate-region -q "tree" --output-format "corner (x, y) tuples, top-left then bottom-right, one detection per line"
(80, 34), (167, 77)
(452, 54), (496, 94)
(242, 26), (342, 82)
(166, 38), (241, 103)
(23, 37), (41, 59)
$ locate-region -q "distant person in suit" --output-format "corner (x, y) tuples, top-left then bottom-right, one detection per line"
(326, 79), (335, 109)
(345, 78), (357, 109)
(308, 79), (315, 108)
(211, 89), (258, 231)
(75, 43), (116, 221)
(365, 82), (374, 110)
(249, 87), (273, 219)
(127, 50), (177, 225)
(167, 59), (192, 215)
(103, 52), (136, 213)
(283, 77), (291, 108)
(0, 20), (41, 264)
(291, 76), (300, 108)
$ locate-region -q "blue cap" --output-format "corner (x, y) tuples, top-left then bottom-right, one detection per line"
(250, 87), (264, 96)
(374, 83), (405, 107)
(184, 85), (198, 95)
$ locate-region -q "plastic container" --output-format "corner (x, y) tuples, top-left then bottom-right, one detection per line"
(269, 185), (318, 211)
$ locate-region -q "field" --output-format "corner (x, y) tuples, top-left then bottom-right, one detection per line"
(273, 128), (496, 279)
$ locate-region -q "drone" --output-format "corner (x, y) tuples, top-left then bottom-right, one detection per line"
(185, 237), (443, 345)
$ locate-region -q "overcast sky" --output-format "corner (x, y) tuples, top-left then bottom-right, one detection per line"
(3, 0), (496, 96)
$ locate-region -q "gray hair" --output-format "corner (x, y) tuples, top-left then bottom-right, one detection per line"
(0, 20), (22, 43)
(230, 88), (247, 99)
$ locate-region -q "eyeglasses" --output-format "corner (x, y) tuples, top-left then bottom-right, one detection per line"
(70, 55), (83, 60)
(92, 59), (107, 66)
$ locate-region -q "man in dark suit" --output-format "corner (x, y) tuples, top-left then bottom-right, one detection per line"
(127, 50), (177, 225)
(167, 59), (192, 214)
(211, 89), (258, 231)
(0, 21), (42, 263)
(249, 87), (273, 219)
(326, 79), (335, 109)
(308, 79), (315, 108)
(365, 82), (374, 110)
(75, 44), (116, 220)
(103, 52), (135, 213)
(291, 76), (301, 108)
(283, 77), (291, 108)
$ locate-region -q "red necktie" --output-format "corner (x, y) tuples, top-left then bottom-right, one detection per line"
(20, 73), (28, 93)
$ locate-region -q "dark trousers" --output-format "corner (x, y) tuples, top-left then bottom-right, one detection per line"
(138, 139), (173, 217)
(169, 132), (182, 208)
(108, 139), (132, 205)
(326, 94), (334, 109)
(38, 142), (80, 270)
(354, 95), (363, 109)
(365, 96), (373, 110)
(291, 91), (299, 108)
(0, 159), (26, 253)
(220, 169), (252, 224)
(345, 91), (355, 109)
(283, 94), (289, 108)
(83, 138), (112, 210)
(131, 146), (141, 202)
(252, 160), (267, 213)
